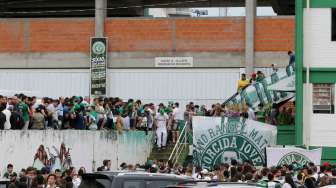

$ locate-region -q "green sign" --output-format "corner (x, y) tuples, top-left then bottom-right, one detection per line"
(193, 117), (277, 170)
(90, 37), (107, 96)
(266, 147), (322, 168)
(278, 152), (311, 168)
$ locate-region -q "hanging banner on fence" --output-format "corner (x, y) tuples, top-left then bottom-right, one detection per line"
(90, 37), (107, 96)
(268, 75), (295, 92)
(192, 116), (277, 170)
(266, 147), (322, 168)
(224, 64), (295, 111)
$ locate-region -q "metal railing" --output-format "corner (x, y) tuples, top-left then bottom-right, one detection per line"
(168, 121), (189, 166)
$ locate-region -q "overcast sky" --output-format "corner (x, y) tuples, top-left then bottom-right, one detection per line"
(191, 7), (276, 17)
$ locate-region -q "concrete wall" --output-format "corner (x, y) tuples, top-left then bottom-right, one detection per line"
(304, 8), (336, 67)
(0, 17), (294, 68)
(303, 8), (336, 147)
(0, 130), (153, 173)
(0, 68), (240, 108)
(303, 84), (336, 147)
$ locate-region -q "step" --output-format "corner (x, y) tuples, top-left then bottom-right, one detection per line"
(149, 152), (171, 159)
(151, 148), (174, 153)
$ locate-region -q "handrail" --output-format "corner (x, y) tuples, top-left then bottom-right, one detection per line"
(168, 121), (188, 163)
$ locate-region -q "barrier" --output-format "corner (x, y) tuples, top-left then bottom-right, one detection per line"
(0, 130), (153, 172)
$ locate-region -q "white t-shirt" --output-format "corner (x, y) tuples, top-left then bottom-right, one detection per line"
(156, 113), (168, 130)
(123, 116), (130, 130)
(2, 109), (11, 129)
(173, 107), (183, 120)
(46, 104), (57, 121)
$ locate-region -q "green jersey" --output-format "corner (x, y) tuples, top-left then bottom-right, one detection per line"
(17, 102), (29, 122)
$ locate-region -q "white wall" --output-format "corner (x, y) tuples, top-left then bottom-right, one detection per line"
(304, 8), (336, 67)
(0, 130), (153, 173)
(0, 69), (90, 98)
(303, 84), (336, 147)
(108, 68), (240, 108)
(0, 68), (240, 108)
(303, 8), (336, 146)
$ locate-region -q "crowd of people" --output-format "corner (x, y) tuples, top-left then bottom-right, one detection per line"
(1, 163), (85, 188)
(0, 51), (296, 132)
(123, 159), (336, 188)
(0, 52), (296, 132)
(3, 158), (336, 188)
(0, 91), (295, 151)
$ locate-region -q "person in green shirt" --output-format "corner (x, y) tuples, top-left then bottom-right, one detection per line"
(16, 97), (30, 130)
(2, 164), (14, 179)
(256, 71), (265, 82)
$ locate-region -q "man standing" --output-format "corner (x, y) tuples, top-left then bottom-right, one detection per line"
(0, 103), (6, 130)
(8, 172), (18, 188)
(172, 102), (183, 144)
(16, 96), (30, 130)
(256, 71), (265, 82)
(46, 99), (58, 129)
(102, 160), (111, 171)
(155, 109), (168, 151)
(288, 50), (295, 66)
(3, 164), (14, 179)
(2, 101), (11, 129)
(237, 73), (250, 92)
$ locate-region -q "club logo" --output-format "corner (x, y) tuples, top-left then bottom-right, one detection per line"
(193, 118), (268, 170)
(92, 41), (106, 55)
(277, 152), (311, 168)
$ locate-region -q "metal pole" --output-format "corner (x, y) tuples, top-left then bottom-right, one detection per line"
(245, 0), (256, 75)
(95, 0), (106, 37)
(305, 0), (311, 146)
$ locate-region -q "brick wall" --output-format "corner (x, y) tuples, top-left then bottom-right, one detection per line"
(0, 17), (294, 53)
(0, 21), (25, 52)
(255, 17), (295, 51)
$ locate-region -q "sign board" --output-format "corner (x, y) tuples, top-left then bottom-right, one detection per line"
(155, 57), (193, 67)
(193, 116), (277, 170)
(90, 37), (107, 96)
(266, 147), (322, 168)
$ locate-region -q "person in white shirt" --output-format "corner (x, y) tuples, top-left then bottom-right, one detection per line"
(155, 109), (168, 150)
(172, 102), (183, 144)
(3, 105), (12, 129)
(46, 100), (57, 129)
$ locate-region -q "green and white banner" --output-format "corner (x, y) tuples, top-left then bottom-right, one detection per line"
(193, 116), (277, 170)
(268, 75), (295, 92)
(90, 37), (107, 96)
(224, 64), (295, 111)
(266, 147), (322, 168)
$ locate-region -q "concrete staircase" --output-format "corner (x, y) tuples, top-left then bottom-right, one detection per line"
(148, 144), (175, 162)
